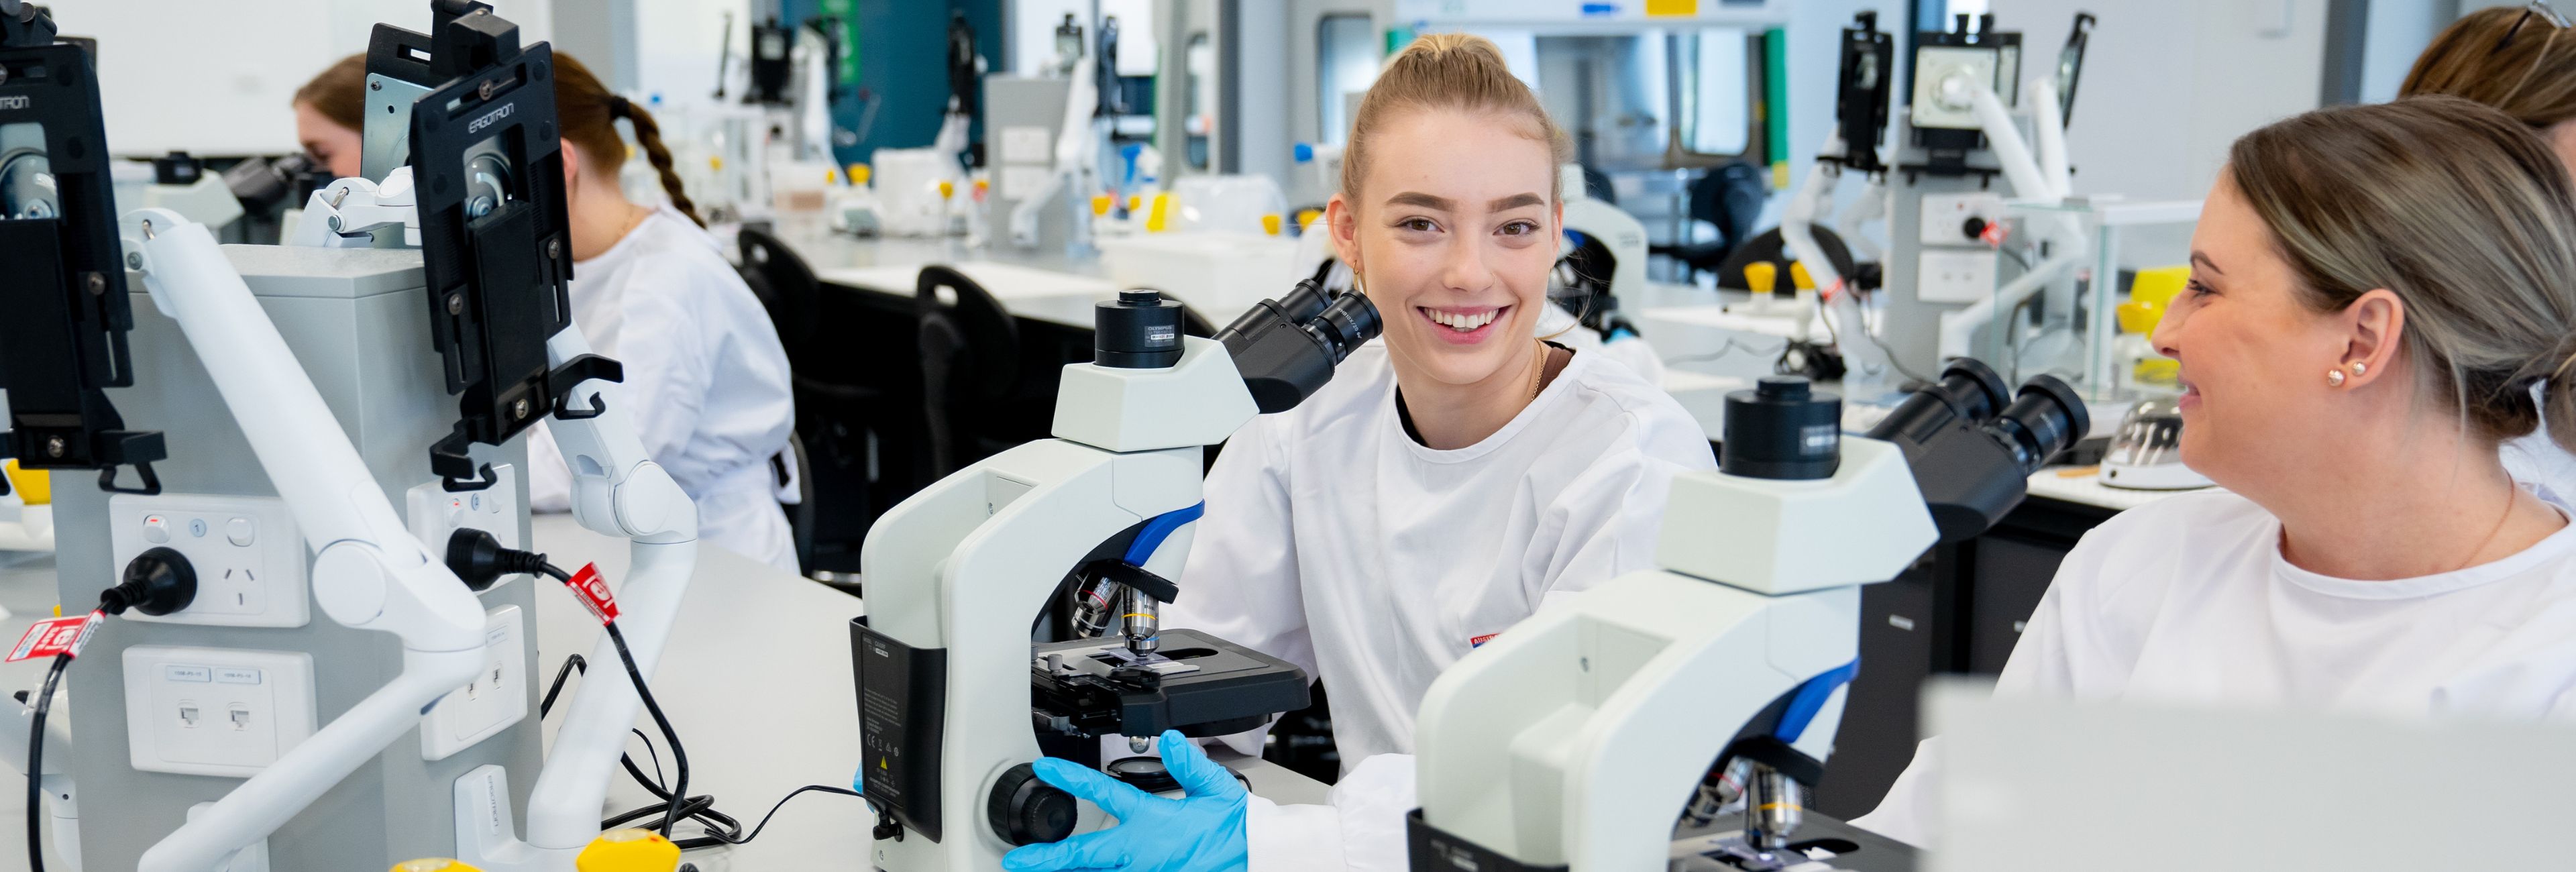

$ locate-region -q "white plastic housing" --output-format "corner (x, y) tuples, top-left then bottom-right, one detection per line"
(1655, 437), (1939, 595)
(1050, 337), (1259, 453)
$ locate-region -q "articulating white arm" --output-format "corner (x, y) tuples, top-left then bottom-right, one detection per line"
(1010, 55), (1101, 248)
(121, 208), (487, 872)
(277, 159), (702, 869)
(504, 323), (701, 859)
(292, 168), (425, 249)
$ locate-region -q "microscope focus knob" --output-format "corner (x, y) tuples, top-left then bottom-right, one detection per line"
(989, 762), (1079, 846)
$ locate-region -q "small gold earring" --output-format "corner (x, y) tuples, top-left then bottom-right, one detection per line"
(2327, 369), (2347, 388)
(2349, 361), (2367, 377)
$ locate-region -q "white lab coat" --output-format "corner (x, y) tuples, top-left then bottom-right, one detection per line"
(2502, 384), (2576, 506)
(1534, 301), (1665, 386)
(1852, 489), (2576, 848)
(1161, 343), (1716, 871)
(527, 205), (800, 571)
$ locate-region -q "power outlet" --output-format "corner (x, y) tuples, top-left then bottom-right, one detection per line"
(1919, 193), (2008, 246)
(123, 646), (317, 777)
(1918, 248), (2000, 305)
(186, 802), (270, 871)
(408, 464), (523, 586)
(109, 494), (308, 628)
(422, 606), (529, 761)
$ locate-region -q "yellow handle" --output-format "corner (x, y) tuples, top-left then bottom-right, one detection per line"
(1743, 262), (1778, 296)
(1788, 261), (1815, 292)
(1295, 208), (1323, 230)
(576, 829), (681, 872)
(2, 461), (48, 506)
(938, 179), (957, 201)
(392, 861), (483, 872)
(1091, 194), (1115, 217)
(1260, 213), (1284, 236)
(849, 163), (872, 186)
(1146, 193), (1175, 233)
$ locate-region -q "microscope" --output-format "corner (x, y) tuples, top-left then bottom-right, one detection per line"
(854, 280), (1380, 869)
(1408, 359), (2086, 871)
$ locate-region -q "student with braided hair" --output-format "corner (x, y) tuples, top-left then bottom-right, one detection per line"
(294, 52), (799, 571)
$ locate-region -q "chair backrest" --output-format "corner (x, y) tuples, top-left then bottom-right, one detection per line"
(914, 264), (1020, 399)
(916, 265), (1021, 476)
(738, 225), (823, 360)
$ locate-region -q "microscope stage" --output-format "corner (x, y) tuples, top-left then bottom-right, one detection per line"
(1672, 812), (1918, 872)
(1030, 629), (1310, 742)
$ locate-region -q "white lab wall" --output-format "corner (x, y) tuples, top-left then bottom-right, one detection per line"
(1016, 0), (1091, 72)
(2359, 0), (2449, 103)
(1986, 0), (2328, 204)
(633, 0), (751, 105)
(77, 0), (554, 157)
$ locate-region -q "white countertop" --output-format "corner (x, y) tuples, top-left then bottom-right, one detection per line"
(2025, 466), (2216, 512)
(524, 514), (1332, 865)
(777, 223), (1278, 329)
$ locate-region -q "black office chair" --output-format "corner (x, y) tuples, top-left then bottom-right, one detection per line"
(1653, 162), (1772, 282)
(917, 264), (1024, 477)
(737, 227), (892, 576)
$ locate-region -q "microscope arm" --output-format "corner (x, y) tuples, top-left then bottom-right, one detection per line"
(510, 321), (701, 855)
(121, 209), (488, 872)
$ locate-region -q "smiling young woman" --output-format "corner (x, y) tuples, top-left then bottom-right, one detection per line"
(1853, 95), (2576, 849)
(995, 33), (1717, 872)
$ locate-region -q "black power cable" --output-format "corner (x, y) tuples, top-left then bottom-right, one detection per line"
(26, 651), (67, 872)
(529, 561), (692, 838)
(451, 529), (864, 849)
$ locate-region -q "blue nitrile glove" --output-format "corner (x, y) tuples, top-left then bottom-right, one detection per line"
(1000, 730), (1250, 872)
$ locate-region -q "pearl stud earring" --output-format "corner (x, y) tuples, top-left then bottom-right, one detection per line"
(2327, 368), (2347, 387)
(2350, 361), (2367, 378)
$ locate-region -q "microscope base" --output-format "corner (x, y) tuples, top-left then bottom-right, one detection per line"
(1409, 809), (1916, 872)
(1030, 629), (1310, 766)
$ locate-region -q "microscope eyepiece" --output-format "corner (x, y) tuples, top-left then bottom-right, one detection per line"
(1862, 357), (2009, 447)
(1982, 374), (2090, 475)
(1300, 291), (1382, 364)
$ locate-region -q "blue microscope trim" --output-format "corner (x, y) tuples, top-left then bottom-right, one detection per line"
(1774, 660), (1860, 744)
(1122, 502), (1206, 565)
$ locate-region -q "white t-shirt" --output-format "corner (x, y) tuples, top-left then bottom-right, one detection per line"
(1160, 342), (1715, 871)
(1853, 489), (2576, 848)
(527, 205), (799, 571)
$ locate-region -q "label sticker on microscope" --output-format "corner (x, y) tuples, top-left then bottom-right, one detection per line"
(1469, 633), (1501, 649)
(9, 611), (103, 662)
(566, 563), (621, 625)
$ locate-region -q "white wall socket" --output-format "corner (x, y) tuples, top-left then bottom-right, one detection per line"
(109, 494), (309, 628)
(1919, 248), (2002, 305)
(123, 646), (316, 777)
(422, 606), (529, 761)
(1919, 192), (2009, 246)
(407, 464), (523, 586)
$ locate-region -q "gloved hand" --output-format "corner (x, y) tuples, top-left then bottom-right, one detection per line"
(1000, 730), (1249, 872)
